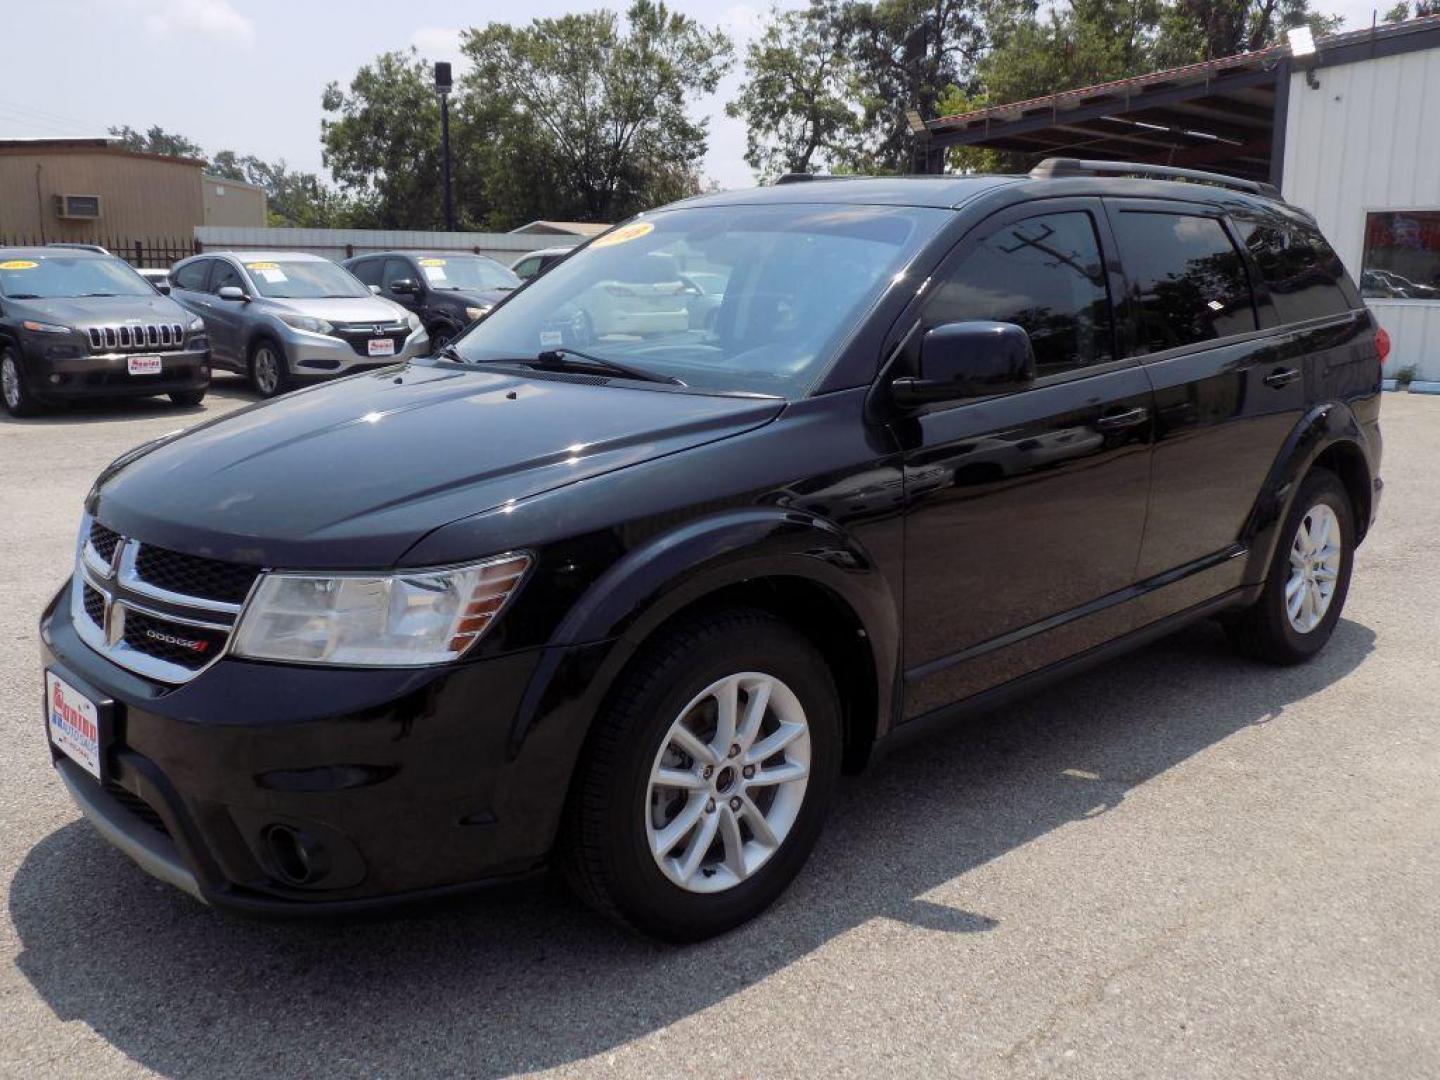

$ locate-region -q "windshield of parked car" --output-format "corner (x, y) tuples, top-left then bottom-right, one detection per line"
(242, 259), (370, 299)
(415, 255), (519, 292)
(445, 204), (948, 397)
(0, 255), (154, 299)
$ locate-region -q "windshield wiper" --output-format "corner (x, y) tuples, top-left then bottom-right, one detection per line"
(437, 344), (467, 363)
(529, 347), (684, 385)
(81, 292), (118, 297)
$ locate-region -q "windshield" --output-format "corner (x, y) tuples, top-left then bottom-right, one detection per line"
(446, 204), (947, 397)
(242, 259), (370, 299)
(415, 255), (519, 292)
(0, 255), (155, 299)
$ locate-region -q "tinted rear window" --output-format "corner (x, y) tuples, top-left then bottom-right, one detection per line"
(1112, 211), (1256, 354)
(1236, 215), (1353, 322)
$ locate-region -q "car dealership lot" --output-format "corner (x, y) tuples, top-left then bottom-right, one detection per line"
(1, 384), (1437, 1079)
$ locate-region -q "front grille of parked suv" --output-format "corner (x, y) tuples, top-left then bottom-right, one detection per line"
(329, 320), (410, 357)
(72, 515), (262, 684)
(87, 324), (188, 352)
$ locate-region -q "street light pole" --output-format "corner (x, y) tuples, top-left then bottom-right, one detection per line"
(435, 62), (455, 232)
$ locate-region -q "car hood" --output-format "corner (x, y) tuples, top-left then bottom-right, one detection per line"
(437, 287), (512, 308)
(264, 296), (410, 323)
(93, 363), (783, 568)
(19, 294), (189, 326)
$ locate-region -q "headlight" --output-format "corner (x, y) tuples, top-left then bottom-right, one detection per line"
(277, 313), (334, 335)
(187, 316), (206, 332)
(231, 553), (530, 666)
(22, 320), (70, 334)
(465, 305), (492, 321)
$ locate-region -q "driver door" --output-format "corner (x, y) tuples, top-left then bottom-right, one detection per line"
(899, 199), (1155, 718)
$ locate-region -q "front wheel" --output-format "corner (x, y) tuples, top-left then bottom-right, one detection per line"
(1224, 467), (1355, 664)
(1, 347), (41, 417)
(169, 389), (206, 407)
(248, 339), (289, 398)
(561, 608), (840, 941)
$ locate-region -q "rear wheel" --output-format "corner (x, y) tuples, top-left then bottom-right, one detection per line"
(1225, 468), (1355, 664)
(169, 389), (206, 407)
(561, 608), (840, 941)
(248, 338), (289, 398)
(1, 346), (41, 417)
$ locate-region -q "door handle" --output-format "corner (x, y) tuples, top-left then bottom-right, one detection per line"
(1263, 366), (1301, 388)
(1095, 406), (1149, 431)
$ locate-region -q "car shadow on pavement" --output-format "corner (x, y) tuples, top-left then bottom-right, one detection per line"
(0, 377), (255, 428)
(10, 617), (1375, 1078)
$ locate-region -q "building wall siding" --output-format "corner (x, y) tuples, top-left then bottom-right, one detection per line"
(1282, 47), (1440, 379)
(0, 151), (203, 241)
(202, 177), (267, 228)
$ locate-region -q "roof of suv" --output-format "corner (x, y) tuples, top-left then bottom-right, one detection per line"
(202, 250), (330, 263)
(0, 246), (110, 261)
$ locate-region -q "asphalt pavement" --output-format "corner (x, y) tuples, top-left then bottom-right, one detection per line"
(1, 378), (1436, 1079)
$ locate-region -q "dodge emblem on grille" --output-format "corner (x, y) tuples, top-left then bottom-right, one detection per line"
(144, 628), (210, 653)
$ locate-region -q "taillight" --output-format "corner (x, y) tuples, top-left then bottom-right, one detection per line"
(1375, 326), (1391, 364)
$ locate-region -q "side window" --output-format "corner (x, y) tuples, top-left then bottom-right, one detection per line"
(1111, 211), (1256, 353)
(1236, 214), (1353, 322)
(349, 259), (383, 287)
(209, 261), (244, 294)
(1361, 210), (1440, 299)
(381, 258), (414, 289)
(921, 211), (1114, 377)
(172, 259), (209, 292)
(513, 257), (539, 280)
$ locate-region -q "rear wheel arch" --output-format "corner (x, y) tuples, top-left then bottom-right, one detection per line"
(1310, 440), (1372, 543)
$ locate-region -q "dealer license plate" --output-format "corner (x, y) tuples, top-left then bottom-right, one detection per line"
(127, 355), (163, 376)
(46, 671), (101, 780)
(368, 338), (396, 357)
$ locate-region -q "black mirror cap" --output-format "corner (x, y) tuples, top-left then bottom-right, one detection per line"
(217, 285), (248, 302)
(155, 282), (172, 296)
(389, 279), (420, 295)
(892, 320), (1036, 407)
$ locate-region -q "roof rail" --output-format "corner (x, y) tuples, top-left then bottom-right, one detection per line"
(772, 173), (858, 185)
(1029, 157), (1281, 200)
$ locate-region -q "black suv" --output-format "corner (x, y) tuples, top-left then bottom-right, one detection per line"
(1, 248), (209, 416)
(39, 160), (1383, 941)
(343, 251), (520, 352)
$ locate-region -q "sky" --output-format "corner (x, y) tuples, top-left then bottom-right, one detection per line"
(0, 0), (1400, 199)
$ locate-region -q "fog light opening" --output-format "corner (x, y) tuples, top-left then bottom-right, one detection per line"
(263, 824), (327, 886)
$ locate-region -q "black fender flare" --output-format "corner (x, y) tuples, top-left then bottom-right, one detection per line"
(505, 508), (900, 771)
(1239, 399), (1377, 584)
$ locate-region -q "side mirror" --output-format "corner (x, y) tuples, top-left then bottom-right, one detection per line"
(217, 285), (247, 302)
(389, 278), (420, 296)
(369, 284), (382, 295)
(891, 320), (1036, 407)
(155, 282), (172, 295)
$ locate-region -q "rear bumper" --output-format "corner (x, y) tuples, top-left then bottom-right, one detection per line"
(22, 346), (210, 401)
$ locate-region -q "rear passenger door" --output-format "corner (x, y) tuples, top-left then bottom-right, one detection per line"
(900, 199), (1156, 717)
(1105, 199), (1308, 601)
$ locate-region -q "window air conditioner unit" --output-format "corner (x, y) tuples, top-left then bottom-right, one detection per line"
(55, 194), (103, 220)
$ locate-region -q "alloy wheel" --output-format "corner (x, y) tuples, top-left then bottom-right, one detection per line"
(253, 347), (279, 395)
(1, 355), (19, 410)
(646, 671), (811, 894)
(1285, 502), (1342, 633)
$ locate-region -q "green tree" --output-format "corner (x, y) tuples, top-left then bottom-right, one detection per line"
(108, 125), (207, 160)
(462, 0), (733, 221)
(320, 49), (448, 229)
(726, 1), (861, 180)
(1153, 0), (1341, 65)
(211, 152), (353, 228)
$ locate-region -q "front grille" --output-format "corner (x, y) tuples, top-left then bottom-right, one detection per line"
(82, 582), (105, 626)
(89, 521), (121, 563)
(134, 544), (260, 604)
(103, 782), (170, 835)
(87, 323), (187, 353)
(120, 608), (228, 671)
(330, 321), (409, 357)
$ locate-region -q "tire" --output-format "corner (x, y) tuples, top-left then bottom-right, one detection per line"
(560, 607), (841, 942)
(248, 338), (289, 398)
(169, 389), (206, 407)
(1224, 467), (1355, 665)
(1, 346), (41, 417)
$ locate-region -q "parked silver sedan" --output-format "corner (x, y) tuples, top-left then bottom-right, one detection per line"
(169, 251), (428, 397)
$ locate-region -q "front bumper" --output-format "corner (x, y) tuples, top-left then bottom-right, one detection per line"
(282, 327), (429, 379)
(39, 581), (609, 913)
(21, 343), (209, 401)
